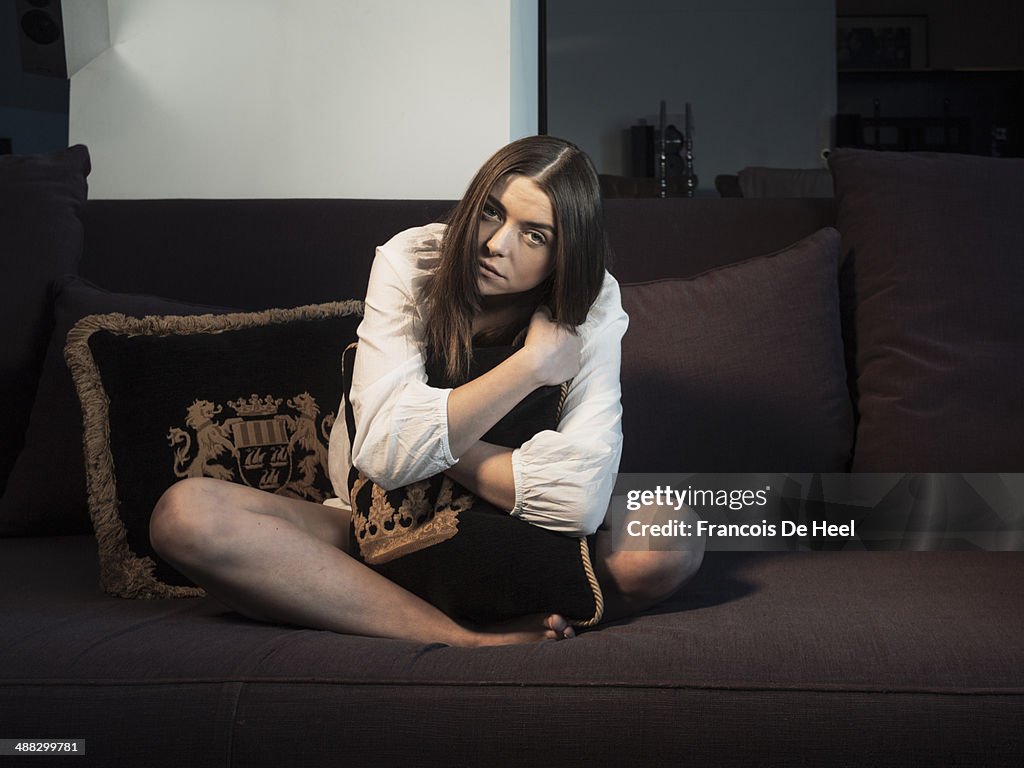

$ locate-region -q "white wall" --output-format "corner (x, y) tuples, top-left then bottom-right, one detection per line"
(546, 0), (836, 189)
(70, 0), (539, 199)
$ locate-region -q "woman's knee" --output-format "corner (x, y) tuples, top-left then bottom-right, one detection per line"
(639, 546), (703, 601)
(150, 478), (236, 565)
(602, 501), (705, 603)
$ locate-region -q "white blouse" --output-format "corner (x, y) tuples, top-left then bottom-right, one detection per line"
(326, 223), (628, 537)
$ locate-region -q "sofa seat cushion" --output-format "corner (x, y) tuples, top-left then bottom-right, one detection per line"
(1, 536), (1021, 766)
(619, 227), (854, 472)
(830, 149), (1024, 471)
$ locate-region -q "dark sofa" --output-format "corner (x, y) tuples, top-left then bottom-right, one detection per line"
(1, 146), (1022, 767)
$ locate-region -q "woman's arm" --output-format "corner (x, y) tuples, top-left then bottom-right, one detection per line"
(349, 227), (582, 490)
(442, 305), (586, 510)
(446, 275), (629, 536)
(509, 275), (628, 536)
(445, 305), (582, 458)
(443, 441), (516, 510)
(348, 229), (454, 488)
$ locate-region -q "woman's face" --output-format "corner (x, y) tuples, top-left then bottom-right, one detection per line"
(476, 174), (556, 298)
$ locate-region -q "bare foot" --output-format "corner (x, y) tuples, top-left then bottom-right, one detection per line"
(467, 613), (576, 647)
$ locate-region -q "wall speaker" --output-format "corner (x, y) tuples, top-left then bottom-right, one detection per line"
(17, 0), (110, 78)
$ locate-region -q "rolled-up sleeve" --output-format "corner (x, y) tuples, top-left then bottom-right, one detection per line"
(509, 273), (629, 536)
(348, 225), (458, 489)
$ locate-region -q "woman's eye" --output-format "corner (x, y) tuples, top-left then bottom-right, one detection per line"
(482, 205), (500, 221)
(525, 230), (547, 246)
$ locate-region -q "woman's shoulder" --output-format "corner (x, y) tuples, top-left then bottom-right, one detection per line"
(374, 222), (447, 294)
(378, 223), (446, 266)
(581, 270), (628, 335)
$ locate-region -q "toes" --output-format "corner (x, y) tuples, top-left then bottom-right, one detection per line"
(545, 614), (575, 640)
(544, 614), (566, 632)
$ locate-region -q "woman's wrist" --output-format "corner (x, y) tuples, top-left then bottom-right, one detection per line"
(510, 345), (548, 389)
(444, 441), (516, 511)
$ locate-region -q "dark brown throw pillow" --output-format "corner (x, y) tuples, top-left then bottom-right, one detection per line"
(0, 146), (90, 493)
(64, 302), (362, 598)
(342, 343), (604, 627)
(830, 149), (1024, 471)
(0, 277), (231, 536)
(619, 227), (853, 472)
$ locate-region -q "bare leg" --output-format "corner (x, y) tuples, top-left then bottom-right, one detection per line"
(593, 501), (705, 622)
(150, 478), (572, 646)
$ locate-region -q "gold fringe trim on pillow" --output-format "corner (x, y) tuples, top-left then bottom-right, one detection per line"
(63, 300), (364, 600)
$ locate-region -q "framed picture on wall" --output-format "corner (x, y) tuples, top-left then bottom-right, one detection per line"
(837, 16), (929, 71)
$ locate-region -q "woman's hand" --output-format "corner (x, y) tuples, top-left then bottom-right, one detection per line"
(522, 306), (583, 386)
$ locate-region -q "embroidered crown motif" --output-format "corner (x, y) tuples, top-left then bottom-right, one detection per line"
(227, 394), (282, 417)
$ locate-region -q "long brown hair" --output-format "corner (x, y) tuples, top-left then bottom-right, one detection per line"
(422, 136), (610, 384)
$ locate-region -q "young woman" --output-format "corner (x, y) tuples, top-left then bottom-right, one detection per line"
(150, 136), (704, 646)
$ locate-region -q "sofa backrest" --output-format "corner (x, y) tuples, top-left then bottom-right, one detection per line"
(79, 199), (456, 310)
(79, 198), (836, 308)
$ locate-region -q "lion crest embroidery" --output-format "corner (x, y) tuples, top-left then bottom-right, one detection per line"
(167, 393), (335, 501)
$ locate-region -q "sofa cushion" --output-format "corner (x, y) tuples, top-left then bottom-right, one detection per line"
(830, 149), (1024, 471)
(2, 536), (1022, 767)
(63, 301), (362, 598)
(603, 198), (837, 283)
(0, 146), (90, 493)
(0, 277), (231, 536)
(619, 227), (853, 472)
